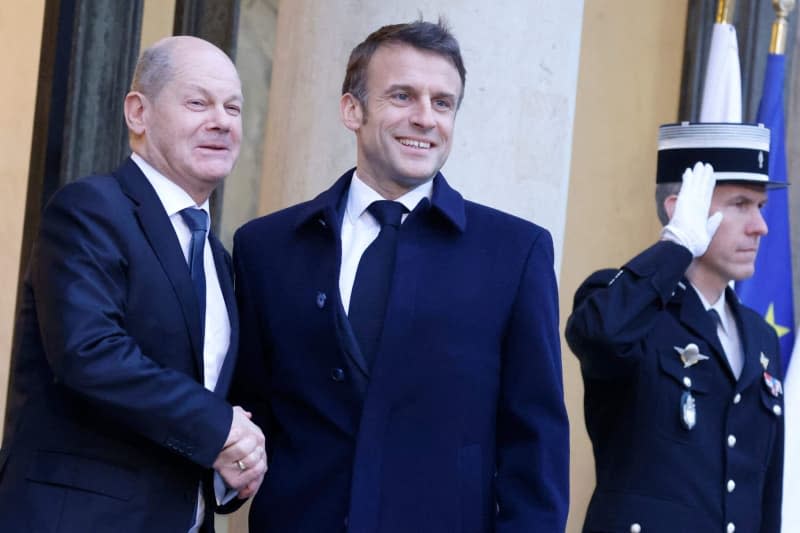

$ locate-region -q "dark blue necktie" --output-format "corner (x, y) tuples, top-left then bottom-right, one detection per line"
(349, 200), (407, 369)
(179, 208), (208, 322)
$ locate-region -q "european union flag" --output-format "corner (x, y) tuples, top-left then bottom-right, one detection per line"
(735, 53), (794, 370)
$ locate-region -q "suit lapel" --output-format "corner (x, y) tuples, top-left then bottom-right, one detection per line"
(728, 291), (763, 390)
(677, 283), (731, 376)
(209, 233), (238, 396)
(114, 158), (205, 378)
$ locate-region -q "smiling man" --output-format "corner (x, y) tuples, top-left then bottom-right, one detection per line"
(566, 123), (784, 533)
(0, 36), (266, 533)
(229, 19), (569, 533)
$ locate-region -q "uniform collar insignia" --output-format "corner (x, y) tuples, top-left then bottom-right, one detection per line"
(760, 352), (769, 370)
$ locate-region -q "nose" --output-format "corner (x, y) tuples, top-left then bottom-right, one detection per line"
(410, 100), (436, 130)
(208, 104), (236, 132)
(748, 208), (768, 236)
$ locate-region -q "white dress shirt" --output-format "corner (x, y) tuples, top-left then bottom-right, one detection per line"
(692, 284), (744, 379)
(131, 153), (232, 532)
(339, 172), (433, 313)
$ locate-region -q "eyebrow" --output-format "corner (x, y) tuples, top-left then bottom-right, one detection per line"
(185, 84), (244, 103)
(385, 84), (457, 101)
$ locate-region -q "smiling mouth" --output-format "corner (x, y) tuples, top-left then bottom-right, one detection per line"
(398, 138), (432, 150)
(197, 145), (229, 152)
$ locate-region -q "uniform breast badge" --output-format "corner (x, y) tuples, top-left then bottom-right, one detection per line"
(680, 390), (696, 430)
(763, 371), (783, 397)
(674, 342), (709, 368)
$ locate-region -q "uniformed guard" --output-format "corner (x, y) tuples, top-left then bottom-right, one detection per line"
(566, 122), (784, 533)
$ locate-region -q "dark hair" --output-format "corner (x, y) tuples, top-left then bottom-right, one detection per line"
(342, 18), (467, 110)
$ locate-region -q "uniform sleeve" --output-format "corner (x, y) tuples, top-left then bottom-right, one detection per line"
(495, 230), (569, 532)
(565, 241), (693, 379)
(33, 182), (232, 467)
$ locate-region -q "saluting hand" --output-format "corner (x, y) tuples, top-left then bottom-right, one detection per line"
(661, 161), (723, 257)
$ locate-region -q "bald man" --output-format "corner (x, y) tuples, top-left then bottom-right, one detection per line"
(0, 36), (265, 533)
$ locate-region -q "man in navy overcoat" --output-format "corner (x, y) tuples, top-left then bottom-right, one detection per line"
(0, 36), (266, 532)
(567, 123), (784, 533)
(230, 19), (569, 533)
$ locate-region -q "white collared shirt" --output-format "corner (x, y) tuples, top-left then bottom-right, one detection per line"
(339, 172), (433, 313)
(692, 285), (744, 379)
(131, 153), (232, 532)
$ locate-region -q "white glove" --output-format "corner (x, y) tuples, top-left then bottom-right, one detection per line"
(661, 161), (724, 257)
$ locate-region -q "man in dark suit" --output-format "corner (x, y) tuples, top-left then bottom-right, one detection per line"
(566, 123), (784, 533)
(229, 19), (569, 533)
(0, 36), (266, 532)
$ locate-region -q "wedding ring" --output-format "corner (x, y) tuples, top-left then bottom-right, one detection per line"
(236, 459), (246, 471)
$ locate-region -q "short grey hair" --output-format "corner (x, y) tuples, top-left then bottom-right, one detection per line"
(130, 40), (175, 99)
(655, 182), (681, 225)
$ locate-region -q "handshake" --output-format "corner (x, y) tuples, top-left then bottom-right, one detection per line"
(214, 405), (268, 499)
(661, 161), (724, 257)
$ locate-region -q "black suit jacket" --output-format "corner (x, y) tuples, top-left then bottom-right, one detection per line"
(0, 158), (238, 533)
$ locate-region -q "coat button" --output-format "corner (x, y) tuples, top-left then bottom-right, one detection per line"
(316, 291), (327, 309)
(682, 376), (692, 388)
(727, 479), (736, 492)
(773, 404), (782, 416)
(727, 522), (735, 533)
(733, 393), (741, 404)
(330, 367), (345, 382)
(727, 434), (736, 448)
(630, 523), (641, 533)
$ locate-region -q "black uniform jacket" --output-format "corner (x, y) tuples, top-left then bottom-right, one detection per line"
(566, 241), (783, 533)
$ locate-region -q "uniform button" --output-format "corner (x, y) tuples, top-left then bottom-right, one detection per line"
(727, 522), (735, 533)
(727, 434), (736, 447)
(733, 393), (741, 404)
(630, 523), (641, 533)
(727, 479), (736, 492)
(330, 367), (345, 382)
(682, 376), (692, 388)
(316, 291), (327, 309)
(773, 405), (783, 416)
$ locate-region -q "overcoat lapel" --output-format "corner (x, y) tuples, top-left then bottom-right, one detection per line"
(294, 171), (371, 391)
(210, 233), (239, 395)
(114, 158), (205, 378)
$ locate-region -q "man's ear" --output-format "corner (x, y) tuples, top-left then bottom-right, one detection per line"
(340, 93), (364, 132)
(124, 91), (147, 136)
(664, 194), (679, 221)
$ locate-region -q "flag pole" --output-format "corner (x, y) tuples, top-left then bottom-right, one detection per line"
(716, 0), (736, 24)
(770, 0), (795, 55)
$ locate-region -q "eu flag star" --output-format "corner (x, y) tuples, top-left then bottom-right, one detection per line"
(764, 302), (790, 338)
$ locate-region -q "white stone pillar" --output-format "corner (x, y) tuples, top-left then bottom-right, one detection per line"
(259, 0), (584, 269)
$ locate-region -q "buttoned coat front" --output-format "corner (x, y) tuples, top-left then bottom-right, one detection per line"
(230, 170), (570, 533)
(566, 241), (784, 533)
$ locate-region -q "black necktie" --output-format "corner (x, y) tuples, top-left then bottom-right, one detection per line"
(179, 208), (208, 322)
(349, 200), (408, 369)
(708, 308), (722, 330)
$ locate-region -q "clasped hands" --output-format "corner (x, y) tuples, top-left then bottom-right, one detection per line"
(213, 405), (268, 499)
(661, 161), (724, 257)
